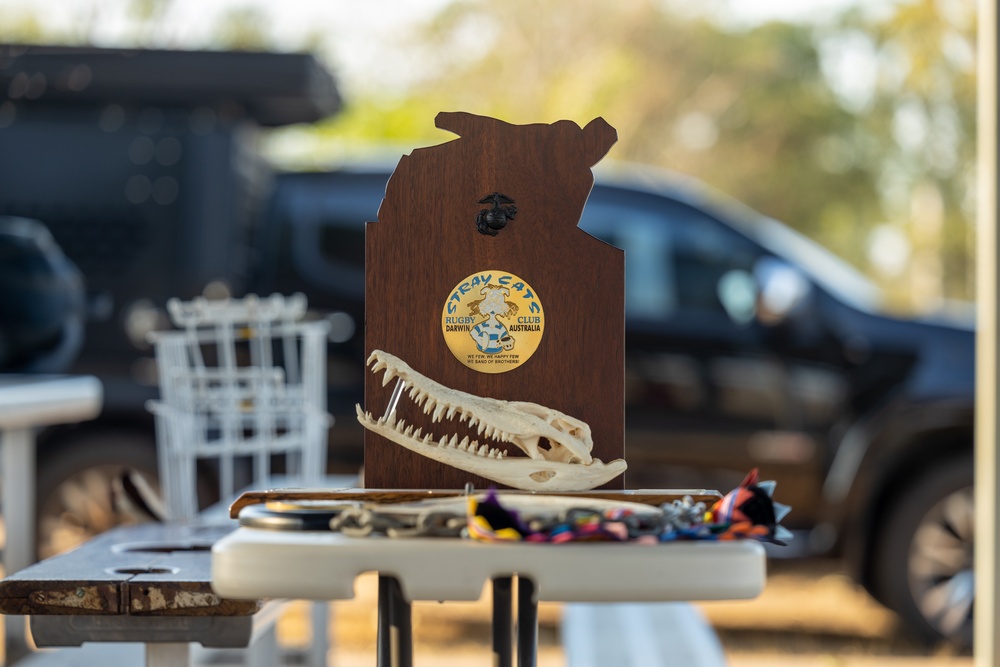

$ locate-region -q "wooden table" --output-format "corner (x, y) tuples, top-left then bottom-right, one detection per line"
(0, 523), (264, 667)
(213, 489), (768, 667)
(0, 374), (102, 661)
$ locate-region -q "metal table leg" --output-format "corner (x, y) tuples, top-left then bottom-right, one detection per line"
(308, 601), (331, 667)
(517, 576), (538, 667)
(395, 579), (412, 667)
(492, 577), (513, 667)
(377, 575), (412, 667)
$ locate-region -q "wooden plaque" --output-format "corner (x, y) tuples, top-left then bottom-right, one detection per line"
(364, 112), (624, 489)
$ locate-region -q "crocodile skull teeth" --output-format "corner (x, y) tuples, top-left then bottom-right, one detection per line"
(357, 350), (627, 491)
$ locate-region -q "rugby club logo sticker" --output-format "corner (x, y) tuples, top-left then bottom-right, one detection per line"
(442, 270), (544, 373)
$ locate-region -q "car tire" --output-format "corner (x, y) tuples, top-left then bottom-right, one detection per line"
(872, 454), (974, 648)
(34, 431), (162, 560)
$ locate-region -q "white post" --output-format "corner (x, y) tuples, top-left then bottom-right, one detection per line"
(146, 642), (191, 667)
(2, 427), (35, 662)
(976, 0), (1000, 665)
(2, 428), (36, 576)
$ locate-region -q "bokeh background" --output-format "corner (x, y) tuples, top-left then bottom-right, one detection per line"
(0, 0), (980, 664)
(0, 0), (977, 312)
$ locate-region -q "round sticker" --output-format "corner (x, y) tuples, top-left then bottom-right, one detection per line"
(442, 270), (544, 374)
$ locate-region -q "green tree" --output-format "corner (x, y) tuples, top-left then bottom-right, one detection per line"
(2, 0), (974, 309)
(826, 0), (976, 306)
(308, 0), (883, 289)
(212, 7), (272, 51)
(0, 7), (60, 43)
(307, 0), (977, 310)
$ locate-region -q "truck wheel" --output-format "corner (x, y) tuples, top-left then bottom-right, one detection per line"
(873, 454), (974, 648)
(35, 432), (161, 560)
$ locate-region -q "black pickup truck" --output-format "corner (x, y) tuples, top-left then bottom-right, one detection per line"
(0, 45), (976, 647)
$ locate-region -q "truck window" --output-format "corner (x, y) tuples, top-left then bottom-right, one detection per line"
(580, 191), (762, 323)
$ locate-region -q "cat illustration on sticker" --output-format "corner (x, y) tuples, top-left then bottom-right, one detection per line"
(469, 284), (518, 353)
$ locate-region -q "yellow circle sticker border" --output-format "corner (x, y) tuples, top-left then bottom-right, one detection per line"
(442, 270), (544, 374)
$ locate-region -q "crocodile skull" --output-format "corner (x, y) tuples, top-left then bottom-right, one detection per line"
(357, 350), (627, 491)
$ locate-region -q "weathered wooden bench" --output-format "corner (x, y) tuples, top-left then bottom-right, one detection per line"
(0, 522), (277, 667)
(0, 374), (103, 662)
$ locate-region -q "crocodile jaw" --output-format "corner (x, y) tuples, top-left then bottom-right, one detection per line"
(358, 350), (627, 491)
(357, 407), (627, 491)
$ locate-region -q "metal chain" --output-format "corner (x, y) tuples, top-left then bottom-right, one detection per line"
(325, 495), (709, 540)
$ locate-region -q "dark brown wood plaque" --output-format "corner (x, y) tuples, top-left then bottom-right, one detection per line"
(364, 112), (624, 489)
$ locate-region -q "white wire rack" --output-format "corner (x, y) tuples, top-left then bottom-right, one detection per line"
(147, 293), (331, 521)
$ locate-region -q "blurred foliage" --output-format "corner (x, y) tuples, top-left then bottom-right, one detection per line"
(836, 0), (976, 305)
(212, 6), (270, 50)
(0, 0), (977, 310)
(304, 0), (976, 311)
(124, 0), (172, 43)
(0, 8), (49, 43)
(321, 0), (880, 252)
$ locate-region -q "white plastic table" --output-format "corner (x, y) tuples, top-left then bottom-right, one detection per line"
(0, 374), (102, 660)
(212, 524), (766, 666)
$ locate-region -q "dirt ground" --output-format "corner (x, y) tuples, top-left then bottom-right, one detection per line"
(277, 558), (973, 667)
(702, 559), (971, 667)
